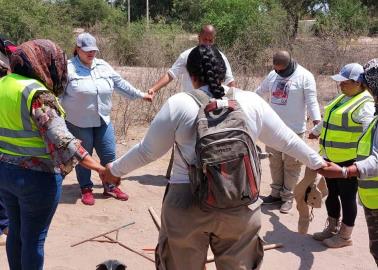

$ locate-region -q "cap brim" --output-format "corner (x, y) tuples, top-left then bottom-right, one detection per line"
(331, 74), (349, 82)
(80, 46), (99, 52)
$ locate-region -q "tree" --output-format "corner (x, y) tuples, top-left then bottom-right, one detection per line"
(360, 0), (378, 16)
(114, 0), (173, 22)
(314, 0), (369, 36)
(0, 0), (74, 49)
(68, 0), (114, 26)
(278, 0), (321, 41)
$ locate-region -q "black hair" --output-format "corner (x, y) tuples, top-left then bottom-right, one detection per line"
(186, 45), (226, 99)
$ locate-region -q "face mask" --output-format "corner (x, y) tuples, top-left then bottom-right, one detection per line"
(275, 60), (297, 78)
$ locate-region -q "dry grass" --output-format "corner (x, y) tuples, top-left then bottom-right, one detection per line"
(109, 36), (378, 142)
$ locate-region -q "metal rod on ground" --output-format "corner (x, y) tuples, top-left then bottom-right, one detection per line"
(71, 221), (136, 247)
(104, 235), (155, 263)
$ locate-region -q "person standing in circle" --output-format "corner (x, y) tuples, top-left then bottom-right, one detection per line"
(310, 63), (375, 248)
(100, 45), (327, 269)
(60, 32), (153, 206)
(0, 39), (109, 270)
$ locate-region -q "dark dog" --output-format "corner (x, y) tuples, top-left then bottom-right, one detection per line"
(96, 260), (126, 270)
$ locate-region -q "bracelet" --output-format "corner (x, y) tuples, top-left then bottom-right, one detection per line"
(341, 166), (348, 178)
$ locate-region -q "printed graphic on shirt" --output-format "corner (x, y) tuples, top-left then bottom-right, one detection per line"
(271, 79), (292, 105)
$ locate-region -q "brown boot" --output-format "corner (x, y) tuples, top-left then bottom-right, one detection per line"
(323, 223), (353, 248)
(313, 217), (340, 241)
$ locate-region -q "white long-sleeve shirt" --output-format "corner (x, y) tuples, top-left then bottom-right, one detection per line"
(110, 86), (324, 183)
(255, 65), (321, 134)
(355, 117), (378, 179)
(168, 47), (234, 92)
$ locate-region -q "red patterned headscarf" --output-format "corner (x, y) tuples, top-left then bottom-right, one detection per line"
(10, 39), (67, 96)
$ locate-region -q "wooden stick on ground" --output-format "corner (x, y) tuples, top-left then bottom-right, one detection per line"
(206, 242), (284, 263)
(263, 243), (283, 251)
(148, 206), (161, 230)
(104, 235), (155, 263)
(71, 221), (135, 247)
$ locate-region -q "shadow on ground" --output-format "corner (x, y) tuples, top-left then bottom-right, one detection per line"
(261, 205), (327, 270)
(60, 183), (121, 204)
(126, 174), (168, 187)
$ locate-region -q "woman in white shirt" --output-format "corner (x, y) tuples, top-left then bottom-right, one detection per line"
(101, 45), (326, 269)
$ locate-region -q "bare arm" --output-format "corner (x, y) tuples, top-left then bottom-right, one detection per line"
(79, 154), (105, 173)
(148, 73), (174, 95)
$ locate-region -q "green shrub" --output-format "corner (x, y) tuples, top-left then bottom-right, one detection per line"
(96, 21), (190, 67)
(0, 0), (74, 50)
(314, 0), (369, 37)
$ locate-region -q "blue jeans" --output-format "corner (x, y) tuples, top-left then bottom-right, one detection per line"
(66, 119), (116, 189)
(0, 161), (62, 270)
(0, 195), (8, 234)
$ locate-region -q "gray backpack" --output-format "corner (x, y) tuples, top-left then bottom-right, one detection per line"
(178, 88), (261, 209)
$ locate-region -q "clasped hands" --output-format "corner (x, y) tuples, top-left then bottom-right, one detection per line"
(316, 161), (358, 179)
(98, 165), (121, 186)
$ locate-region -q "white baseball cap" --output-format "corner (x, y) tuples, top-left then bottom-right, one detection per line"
(331, 63), (364, 83)
(76, 33), (99, 52)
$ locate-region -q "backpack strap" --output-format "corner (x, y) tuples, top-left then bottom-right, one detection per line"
(166, 91), (205, 179)
(175, 142), (190, 168)
(225, 87), (235, 100)
(186, 89), (210, 107)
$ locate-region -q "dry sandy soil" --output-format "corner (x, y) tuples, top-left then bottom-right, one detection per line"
(0, 130), (376, 270)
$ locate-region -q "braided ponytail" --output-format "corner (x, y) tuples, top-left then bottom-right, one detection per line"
(187, 45), (227, 99)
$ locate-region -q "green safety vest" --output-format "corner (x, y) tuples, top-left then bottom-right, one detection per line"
(319, 90), (373, 162)
(0, 73), (65, 159)
(356, 116), (378, 209)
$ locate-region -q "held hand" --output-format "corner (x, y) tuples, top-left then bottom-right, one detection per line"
(147, 88), (155, 95)
(308, 132), (319, 139)
(99, 167), (121, 186)
(316, 161), (342, 178)
(313, 120), (320, 126)
(143, 93), (154, 102)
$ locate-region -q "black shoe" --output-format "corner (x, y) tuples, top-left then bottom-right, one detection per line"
(262, 195), (282, 205)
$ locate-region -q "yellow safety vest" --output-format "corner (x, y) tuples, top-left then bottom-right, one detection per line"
(319, 90), (373, 162)
(0, 73), (65, 159)
(356, 116), (378, 209)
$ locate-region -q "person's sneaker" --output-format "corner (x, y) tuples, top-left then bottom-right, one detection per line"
(81, 188), (95, 206)
(262, 195), (282, 205)
(280, 200), (293, 214)
(103, 187), (129, 201)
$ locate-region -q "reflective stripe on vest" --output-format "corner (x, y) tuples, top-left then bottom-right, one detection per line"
(356, 116), (378, 209)
(319, 91), (373, 162)
(0, 74), (52, 157)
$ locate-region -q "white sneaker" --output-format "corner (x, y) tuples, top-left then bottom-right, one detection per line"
(0, 234), (6, 246)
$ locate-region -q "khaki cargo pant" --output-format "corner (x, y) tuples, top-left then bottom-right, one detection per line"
(265, 132), (305, 201)
(155, 184), (263, 270)
(364, 206), (378, 266)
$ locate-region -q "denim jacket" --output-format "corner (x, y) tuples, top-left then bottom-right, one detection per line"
(60, 56), (145, 128)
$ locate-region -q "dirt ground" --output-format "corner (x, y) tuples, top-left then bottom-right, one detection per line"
(0, 126), (376, 270)
(1, 62), (378, 269)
